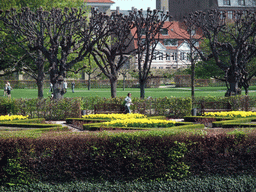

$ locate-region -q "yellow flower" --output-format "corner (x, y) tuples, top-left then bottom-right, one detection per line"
(82, 113), (146, 120)
(0, 115), (28, 121)
(204, 111), (256, 118)
(104, 118), (176, 128)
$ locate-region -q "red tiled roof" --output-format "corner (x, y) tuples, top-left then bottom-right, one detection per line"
(131, 21), (203, 49)
(85, 0), (115, 3)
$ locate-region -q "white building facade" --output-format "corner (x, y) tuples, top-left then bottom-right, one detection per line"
(133, 21), (202, 69)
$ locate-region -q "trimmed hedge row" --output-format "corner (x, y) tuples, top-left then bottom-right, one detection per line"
(0, 123), (62, 128)
(82, 121), (194, 131)
(2, 175), (256, 191)
(1, 95), (256, 120)
(0, 97), (81, 120)
(193, 95), (256, 112)
(1, 129), (256, 185)
(184, 116), (233, 122)
(212, 117), (256, 128)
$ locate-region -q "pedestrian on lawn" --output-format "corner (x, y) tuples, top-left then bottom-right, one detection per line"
(71, 81), (75, 93)
(6, 82), (12, 98)
(50, 83), (53, 92)
(63, 80), (68, 93)
(124, 92), (133, 114)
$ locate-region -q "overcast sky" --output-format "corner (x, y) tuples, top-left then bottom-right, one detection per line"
(111, 0), (156, 11)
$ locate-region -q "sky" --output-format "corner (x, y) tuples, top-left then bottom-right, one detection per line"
(110, 0), (156, 11)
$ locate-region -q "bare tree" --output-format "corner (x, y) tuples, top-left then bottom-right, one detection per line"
(0, 7), (111, 99)
(91, 11), (136, 98)
(130, 8), (170, 99)
(185, 9), (256, 96)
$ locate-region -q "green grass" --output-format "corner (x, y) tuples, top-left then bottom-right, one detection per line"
(2, 86), (256, 99)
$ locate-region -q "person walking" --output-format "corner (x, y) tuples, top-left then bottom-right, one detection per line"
(124, 92), (133, 114)
(71, 81), (75, 93)
(63, 81), (68, 93)
(6, 82), (12, 98)
(49, 83), (53, 92)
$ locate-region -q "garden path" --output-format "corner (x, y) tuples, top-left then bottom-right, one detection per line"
(46, 121), (82, 132)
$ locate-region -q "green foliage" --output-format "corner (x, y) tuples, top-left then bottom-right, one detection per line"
(212, 117), (254, 128)
(228, 129), (247, 144)
(0, 122), (62, 128)
(0, 148), (34, 187)
(1, 175), (256, 191)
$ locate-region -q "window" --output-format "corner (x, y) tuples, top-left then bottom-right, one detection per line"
(228, 11), (233, 19)
(223, 0), (230, 5)
(180, 52), (186, 60)
(158, 52), (163, 60)
(159, 67), (163, 69)
(238, 0), (245, 5)
(160, 28), (168, 35)
(166, 53), (170, 60)
(164, 39), (178, 46)
(173, 52), (177, 61)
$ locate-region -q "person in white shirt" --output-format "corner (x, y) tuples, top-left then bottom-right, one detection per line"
(6, 82), (12, 98)
(63, 81), (68, 93)
(124, 92), (133, 114)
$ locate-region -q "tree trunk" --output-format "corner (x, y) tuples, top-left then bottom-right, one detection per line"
(88, 74), (91, 90)
(225, 80), (241, 97)
(140, 80), (146, 99)
(123, 75), (125, 91)
(36, 51), (44, 98)
(37, 80), (44, 99)
(110, 78), (117, 98)
(225, 67), (242, 97)
(53, 78), (64, 99)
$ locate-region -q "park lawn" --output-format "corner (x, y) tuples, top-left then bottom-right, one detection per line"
(2, 86), (256, 99)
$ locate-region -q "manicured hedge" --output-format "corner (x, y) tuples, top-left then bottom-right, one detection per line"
(193, 95), (256, 112)
(1, 95), (256, 120)
(212, 117), (255, 128)
(184, 116), (233, 122)
(2, 175), (256, 191)
(1, 129), (256, 186)
(0, 123), (62, 128)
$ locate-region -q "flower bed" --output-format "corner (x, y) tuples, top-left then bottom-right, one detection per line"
(0, 115), (28, 121)
(204, 111), (256, 118)
(103, 118), (176, 128)
(82, 113), (146, 120)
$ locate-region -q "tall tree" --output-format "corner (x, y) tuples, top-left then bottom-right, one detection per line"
(130, 8), (170, 99)
(0, 0), (86, 98)
(185, 10), (256, 96)
(0, 7), (110, 99)
(91, 11), (136, 98)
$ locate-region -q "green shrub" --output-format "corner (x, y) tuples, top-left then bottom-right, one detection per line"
(2, 175), (256, 191)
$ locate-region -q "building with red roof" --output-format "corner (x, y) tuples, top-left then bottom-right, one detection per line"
(131, 21), (203, 69)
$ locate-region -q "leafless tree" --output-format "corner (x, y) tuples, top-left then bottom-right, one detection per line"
(0, 7), (111, 99)
(91, 11), (136, 98)
(130, 8), (170, 99)
(184, 9), (256, 96)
